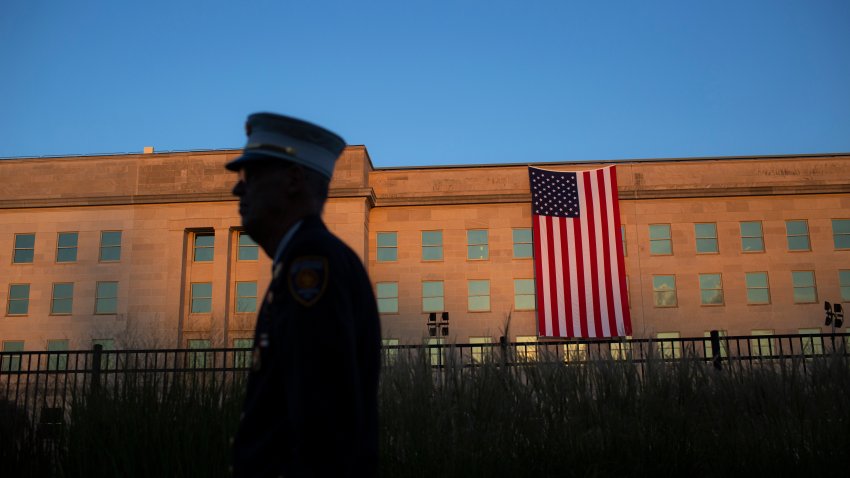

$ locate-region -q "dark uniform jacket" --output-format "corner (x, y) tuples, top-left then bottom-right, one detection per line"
(233, 215), (381, 477)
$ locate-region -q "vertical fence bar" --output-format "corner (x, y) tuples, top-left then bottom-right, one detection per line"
(710, 330), (722, 371)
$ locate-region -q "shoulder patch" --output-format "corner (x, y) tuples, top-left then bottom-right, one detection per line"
(288, 256), (329, 307)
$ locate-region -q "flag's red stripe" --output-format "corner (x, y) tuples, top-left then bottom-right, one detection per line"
(583, 172), (603, 338)
(532, 214), (547, 336)
(545, 216), (559, 337)
(558, 217), (573, 338)
(573, 217), (587, 338)
(609, 167), (632, 334)
(598, 169), (618, 336)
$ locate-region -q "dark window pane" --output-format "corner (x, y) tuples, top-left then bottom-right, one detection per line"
(13, 250), (33, 263)
(15, 234), (35, 248)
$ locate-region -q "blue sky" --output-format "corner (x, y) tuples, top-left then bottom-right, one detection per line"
(1, 0), (848, 166)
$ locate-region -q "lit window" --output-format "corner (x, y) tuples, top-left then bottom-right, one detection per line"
(193, 232), (215, 262)
(382, 338), (400, 365)
(699, 273), (724, 305)
(840, 270), (850, 302)
(652, 275), (677, 307)
(56, 232), (78, 263)
(791, 271), (817, 304)
(467, 229), (489, 260)
(7, 284), (30, 315)
(1, 341), (24, 372)
(95, 282), (119, 314)
(233, 338), (253, 368)
(469, 337), (493, 364)
(238, 232), (259, 261)
(703, 331), (728, 359)
(610, 337), (632, 360)
(516, 336), (538, 362)
(47, 339), (69, 371)
(745, 272), (770, 304)
(750, 330), (774, 357)
(421, 231), (443, 261)
(695, 223), (718, 254)
(99, 231), (122, 262)
(376, 232), (398, 262)
(513, 229), (533, 258)
(426, 337), (445, 367)
(799, 328), (823, 355)
(649, 224), (672, 255)
(620, 225), (627, 256)
(834, 219), (850, 249)
(51, 283), (74, 315)
(656, 332), (681, 359)
(563, 343), (588, 362)
(785, 220), (811, 251)
(187, 339), (211, 368)
(422, 281), (444, 312)
(376, 282), (398, 314)
(190, 283), (212, 313)
(235, 282), (257, 313)
(514, 279), (535, 310)
(468, 280), (491, 311)
(13, 234), (35, 264)
(740, 221), (765, 252)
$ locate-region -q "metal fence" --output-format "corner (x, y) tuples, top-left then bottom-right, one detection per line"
(2, 332), (848, 431)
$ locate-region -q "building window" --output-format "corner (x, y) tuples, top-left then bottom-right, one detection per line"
(193, 232), (215, 262)
(610, 337), (632, 360)
(233, 338), (253, 368)
(699, 273), (724, 306)
(237, 232), (259, 261)
(468, 280), (491, 311)
(190, 283), (212, 313)
(516, 336), (538, 362)
(467, 229), (489, 260)
(703, 331), (728, 359)
(99, 231), (122, 262)
(95, 281), (118, 314)
(745, 272), (770, 304)
(652, 275), (677, 307)
(695, 223), (718, 254)
(750, 330), (775, 357)
(785, 220), (811, 251)
(840, 270), (850, 302)
(376, 232), (398, 262)
(798, 328), (824, 355)
(7, 284), (30, 315)
(382, 338), (400, 365)
(422, 281), (444, 312)
(56, 232), (78, 263)
(426, 338), (445, 367)
(620, 225), (627, 256)
(92, 339), (116, 369)
(791, 271), (817, 304)
(376, 282), (398, 314)
(649, 224), (672, 255)
(187, 339), (211, 368)
(1, 341), (24, 372)
(51, 283), (74, 315)
(235, 282), (257, 313)
(563, 343), (588, 362)
(834, 219), (850, 249)
(514, 279), (535, 310)
(47, 339), (69, 371)
(656, 332), (681, 359)
(421, 231), (443, 261)
(469, 337), (493, 364)
(513, 228), (533, 258)
(13, 233), (35, 264)
(740, 221), (765, 252)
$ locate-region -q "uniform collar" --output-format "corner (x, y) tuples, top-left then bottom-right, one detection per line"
(272, 220), (303, 265)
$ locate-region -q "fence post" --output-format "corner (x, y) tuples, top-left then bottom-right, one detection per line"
(710, 330), (722, 371)
(91, 343), (103, 393)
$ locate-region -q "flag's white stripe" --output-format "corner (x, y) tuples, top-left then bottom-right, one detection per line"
(538, 215), (553, 336)
(604, 168), (626, 335)
(590, 172), (611, 338)
(577, 173), (595, 338)
(566, 218), (581, 336)
(552, 217), (567, 337)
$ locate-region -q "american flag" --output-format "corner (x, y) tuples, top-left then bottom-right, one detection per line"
(529, 166), (631, 338)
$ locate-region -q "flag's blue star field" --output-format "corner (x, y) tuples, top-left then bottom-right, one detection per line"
(529, 168), (580, 218)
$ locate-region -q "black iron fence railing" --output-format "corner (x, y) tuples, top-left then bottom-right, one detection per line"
(1, 333), (848, 428)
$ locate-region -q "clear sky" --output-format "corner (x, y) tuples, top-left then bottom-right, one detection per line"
(1, 0), (848, 167)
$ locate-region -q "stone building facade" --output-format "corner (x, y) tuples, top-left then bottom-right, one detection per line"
(1, 148), (848, 352)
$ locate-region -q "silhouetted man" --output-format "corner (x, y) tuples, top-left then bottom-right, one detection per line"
(228, 113), (381, 477)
